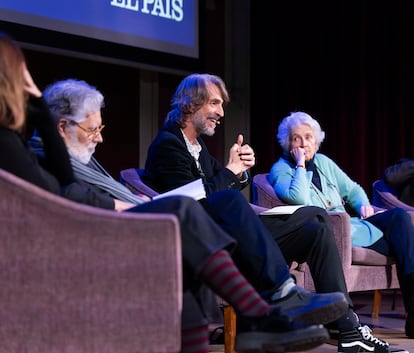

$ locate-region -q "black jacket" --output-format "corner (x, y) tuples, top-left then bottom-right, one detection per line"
(143, 120), (248, 195)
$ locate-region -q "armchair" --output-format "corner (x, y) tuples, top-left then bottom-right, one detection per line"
(120, 167), (159, 198)
(372, 179), (414, 213)
(252, 173), (400, 318)
(0, 168), (182, 353)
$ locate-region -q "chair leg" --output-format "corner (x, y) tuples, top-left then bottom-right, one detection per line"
(223, 306), (236, 353)
(372, 290), (381, 318)
(391, 289), (397, 311)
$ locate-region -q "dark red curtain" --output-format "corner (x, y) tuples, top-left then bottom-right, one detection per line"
(250, 0), (414, 195)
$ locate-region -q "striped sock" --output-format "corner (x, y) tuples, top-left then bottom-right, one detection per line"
(201, 250), (270, 317)
(181, 325), (209, 353)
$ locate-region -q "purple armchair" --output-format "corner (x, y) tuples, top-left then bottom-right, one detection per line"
(0, 168), (182, 353)
(252, 173), (400, 318)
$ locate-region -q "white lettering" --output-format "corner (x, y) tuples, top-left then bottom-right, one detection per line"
(151, 0), (170, 19)
(110, 0), (139, 11)
(141, 0), (153, 14)
(110, 0), (184, 21)
(110, 0), (125, 8)
(171, 0), (183, 21)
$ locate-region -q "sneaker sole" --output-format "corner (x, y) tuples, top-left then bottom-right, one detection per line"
(289, 297), (348, 325)
(235, 325), (329, 353)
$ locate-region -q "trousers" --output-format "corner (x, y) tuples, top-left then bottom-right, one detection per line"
(126, 190), (293, 329)
(126, 194), (235, 329)
(201, 189), (292, 299)
(260, 206), (351, 301)
(261, 206), (358, 330)
(367, 207), (414, 313)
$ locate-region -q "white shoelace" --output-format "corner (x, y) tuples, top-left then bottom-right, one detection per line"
(358, 325), (389, 347)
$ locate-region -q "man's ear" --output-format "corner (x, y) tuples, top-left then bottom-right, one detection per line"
(57, 119), (67, 138)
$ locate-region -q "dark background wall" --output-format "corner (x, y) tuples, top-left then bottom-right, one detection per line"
(250, 1), (414, 194)
(7, 0), (414, 200)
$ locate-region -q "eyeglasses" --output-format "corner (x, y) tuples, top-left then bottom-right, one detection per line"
(68, 120), (105, 138)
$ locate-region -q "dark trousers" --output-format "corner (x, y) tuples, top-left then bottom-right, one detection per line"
(201, 189), (292, 300)
(367, 207), (414, 313)
(260, 206), (352, 305)
(261, 206), (359, 330)
(126, 195), (235, 329)
(127, 191), (295, 328)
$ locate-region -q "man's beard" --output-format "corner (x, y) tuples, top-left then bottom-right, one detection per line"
(66, 136), (95, 165)
(194, 115), (215, 136)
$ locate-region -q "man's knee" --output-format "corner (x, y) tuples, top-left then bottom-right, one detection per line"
(305, 217), (336, 245)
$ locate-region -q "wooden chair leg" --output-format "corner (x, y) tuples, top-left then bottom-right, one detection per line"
(223, 306), (236, 353)
(372, 290), (381, 318)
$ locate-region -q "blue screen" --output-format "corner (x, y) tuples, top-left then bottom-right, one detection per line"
(0, 0), (199, 58)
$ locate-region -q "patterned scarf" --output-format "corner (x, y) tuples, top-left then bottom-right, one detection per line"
(71, 156), (147, 205)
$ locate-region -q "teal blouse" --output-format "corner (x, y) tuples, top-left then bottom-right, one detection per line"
(269, 153), (383, 247)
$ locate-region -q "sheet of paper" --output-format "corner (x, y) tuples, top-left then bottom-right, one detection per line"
(259, 205), (305, 215)
(153, 178), (206, 201)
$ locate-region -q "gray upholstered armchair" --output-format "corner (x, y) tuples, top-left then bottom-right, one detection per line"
(252, 173), (400, 318)
(0, 168), (182, 353)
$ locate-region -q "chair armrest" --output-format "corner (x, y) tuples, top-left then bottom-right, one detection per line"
(252, 174), (287, 208)
(327, 211), (352, 269)
(249, 203), (268, 215)
(120, 168), (159, 198)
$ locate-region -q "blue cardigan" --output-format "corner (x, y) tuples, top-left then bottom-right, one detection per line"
(269, 153), (383, 247)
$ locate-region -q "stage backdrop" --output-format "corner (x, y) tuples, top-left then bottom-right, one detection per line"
(250, 0), (414, 196)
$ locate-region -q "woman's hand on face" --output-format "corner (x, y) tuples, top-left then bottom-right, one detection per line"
(290, 147), (307, 165)
(360, 205), (375, 219)
(22, 63), (42, 98)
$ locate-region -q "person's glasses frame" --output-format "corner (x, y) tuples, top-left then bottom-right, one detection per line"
(68, 120), (105, 138)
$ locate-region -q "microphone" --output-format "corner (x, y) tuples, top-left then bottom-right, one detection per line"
(207, 117), (221, 125)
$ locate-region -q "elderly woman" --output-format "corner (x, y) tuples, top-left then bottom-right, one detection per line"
(270, 111), (414, 344)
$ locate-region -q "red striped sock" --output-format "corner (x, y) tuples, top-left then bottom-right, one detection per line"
(181, 325), (209, 353)
(201, 250), (269, 316)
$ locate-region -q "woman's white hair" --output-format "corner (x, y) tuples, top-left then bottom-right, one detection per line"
(276, 111), (325, 152)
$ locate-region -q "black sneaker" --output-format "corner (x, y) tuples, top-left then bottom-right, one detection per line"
(338, 325), (409, 353)
(270, 286), (349, 325)
(236, 306), (329, 353)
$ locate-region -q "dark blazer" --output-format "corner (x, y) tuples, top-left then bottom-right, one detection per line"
(383, 158), (414, 206)
(143, 120), (247, 195)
